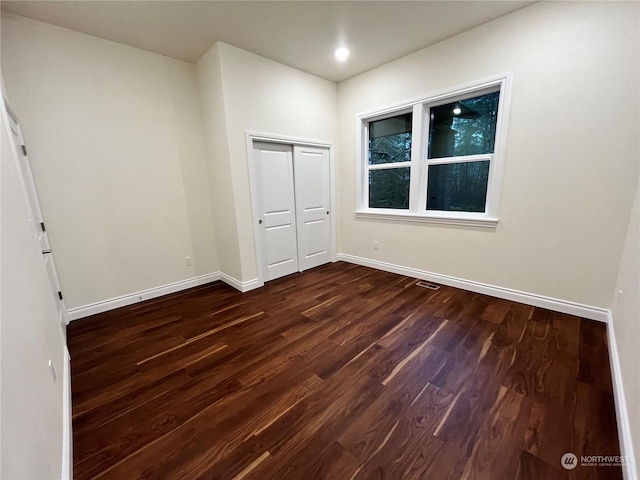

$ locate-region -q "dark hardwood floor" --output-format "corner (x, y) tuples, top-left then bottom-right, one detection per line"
(68, 262), (622, 480)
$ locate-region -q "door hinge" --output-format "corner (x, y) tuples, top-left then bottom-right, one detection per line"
(58, 291), (63, 301)
(40, 222), (46, 232)
(21, 144), (27, 156)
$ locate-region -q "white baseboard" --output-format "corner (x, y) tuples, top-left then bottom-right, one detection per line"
(67, 272), (221, 321)
(66, 255), (609, 321)
(336, 253), (609, 322)
(606, 312), (638, 480)
(219, 272), (262, 293)
(61, 345), (72, 480)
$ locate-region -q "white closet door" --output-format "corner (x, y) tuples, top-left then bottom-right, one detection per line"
(254, 142), (299, 281)
(293, 145), (331, 271)
(4, 96), (68, 327)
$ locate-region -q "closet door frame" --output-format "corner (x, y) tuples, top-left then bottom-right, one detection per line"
(245, 131), (336, 288)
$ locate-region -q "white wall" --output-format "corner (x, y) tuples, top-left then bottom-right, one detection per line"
(611, 173), (640, 470)
(196, 43), (243, 280)
(337, 1), (639, 309)
(197, 42), (338, 281)
(0, 14), (218, 309)
(1, 104), (66, 479)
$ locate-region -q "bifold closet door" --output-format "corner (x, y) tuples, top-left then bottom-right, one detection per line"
(293, 145), (331, 271)
(254, 142), (299, 281)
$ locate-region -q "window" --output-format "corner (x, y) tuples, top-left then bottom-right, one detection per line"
(357, 75), (510, 227)
(368, 112), (412, 209)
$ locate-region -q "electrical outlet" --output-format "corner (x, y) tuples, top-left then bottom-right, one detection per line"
(185, 256), (192, 266)
(373, 241), (379, 250)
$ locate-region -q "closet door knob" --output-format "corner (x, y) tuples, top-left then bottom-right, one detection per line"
(259, 219), (263, 224)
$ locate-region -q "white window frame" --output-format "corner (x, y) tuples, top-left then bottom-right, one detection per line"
(356, 73), (512, 228)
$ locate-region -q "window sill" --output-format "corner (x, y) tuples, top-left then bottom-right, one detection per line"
(354, 210), (498, 228)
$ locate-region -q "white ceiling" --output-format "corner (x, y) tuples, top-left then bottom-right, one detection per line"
(0, 1), (534, 83)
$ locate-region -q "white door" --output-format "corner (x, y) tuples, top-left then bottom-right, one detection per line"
(293, 145), (331, 271)
(3, 96), (68, 327)
(254, 142), (299, 281)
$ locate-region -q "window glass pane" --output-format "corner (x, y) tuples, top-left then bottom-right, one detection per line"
(369, 168), (410, 209)
(369, 113), (412, 165)
(428, 91), (499, 159)
(426, 161), (490, 212)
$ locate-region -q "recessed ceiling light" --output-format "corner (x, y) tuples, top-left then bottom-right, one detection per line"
(453, 107), (462, 115)
(334, 46), (350, 63)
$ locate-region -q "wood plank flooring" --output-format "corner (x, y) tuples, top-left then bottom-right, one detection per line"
(68, 262), (623, 480)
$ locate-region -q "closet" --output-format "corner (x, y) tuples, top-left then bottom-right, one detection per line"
(253, 141), (332, 282)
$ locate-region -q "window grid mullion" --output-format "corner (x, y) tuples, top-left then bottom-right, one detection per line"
(427, 154), (493, 166)
(408, 103), (423, 212)
(367, 162), (412, 171)
(414, 105), (429, 213)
